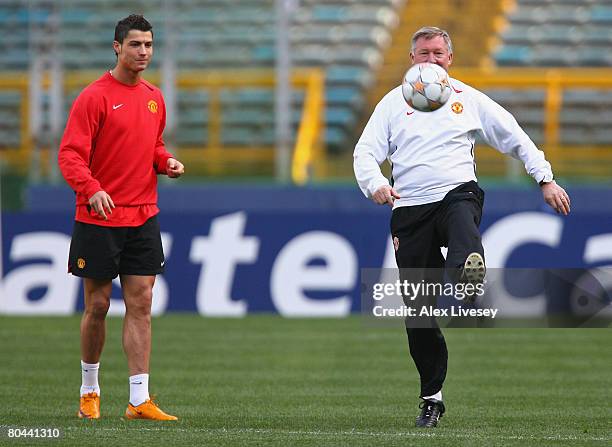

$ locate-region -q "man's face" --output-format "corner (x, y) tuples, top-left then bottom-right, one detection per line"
(113, 29), (153, 72)
(410, 35), (452, 71)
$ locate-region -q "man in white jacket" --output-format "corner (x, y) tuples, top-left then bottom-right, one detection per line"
(354, 26), (571, 428)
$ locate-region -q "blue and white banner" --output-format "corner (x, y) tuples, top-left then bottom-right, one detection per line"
(2, 204), (611, 317)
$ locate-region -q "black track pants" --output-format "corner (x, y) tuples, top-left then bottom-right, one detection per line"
(390, 181), (484, 397)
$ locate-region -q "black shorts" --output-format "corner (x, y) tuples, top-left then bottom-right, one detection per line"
(68, 216), (165, 280)
(391, 181), (485, 271)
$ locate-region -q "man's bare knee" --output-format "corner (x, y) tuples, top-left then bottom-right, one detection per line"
(126, 301), (151, 317)
(125, 288), (153, 316)
(83, 280), (111, 319)
(121, 276), (155, 316)
(85, 293), (110, 318)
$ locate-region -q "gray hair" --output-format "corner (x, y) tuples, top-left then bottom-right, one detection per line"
(411, 26), (453, 53)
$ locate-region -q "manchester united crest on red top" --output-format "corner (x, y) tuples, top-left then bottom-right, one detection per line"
(147, 100), (158, 113)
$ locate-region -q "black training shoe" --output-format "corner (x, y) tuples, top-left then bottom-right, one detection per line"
(461, 252), (486, 303)
(415, 399), (445, 428)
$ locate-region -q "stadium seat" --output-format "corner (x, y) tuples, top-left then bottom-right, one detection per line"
(326, 87), (363, 107)
(495, 45), (532, 66)
(591, 6), (612, 23)
(0, 0), (403, 154)
(496, 1), (612, 66)
(493, 0), (612, 148)
(175, 127), (207, 146)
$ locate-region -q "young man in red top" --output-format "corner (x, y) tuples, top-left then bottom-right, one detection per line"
(58, 14), (184, 420)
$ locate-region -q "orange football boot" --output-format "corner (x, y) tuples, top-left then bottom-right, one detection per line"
(125, 398), (177, 421)
(78, 392), (100, 419)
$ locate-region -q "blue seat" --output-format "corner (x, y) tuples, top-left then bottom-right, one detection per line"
(312, 5), (346, 22)
(179, 108), (209, 126)
(0, 110), (20, 126)
(575, 47), (610, 66)
(223, 109), (271, 126)
(326, 87), (362, 107)
(564, 89), (612, 106)
(326, 66), (370, 86)
(591, 6), (612, 24)
(325, 127), (348, 146)
(501, 26), (530, 44)
(222, 89), (273, 106)
(60, 9), (90, 24)
(582, 25), (612, 44)
(252, 45), (275, 63)
(175, 127), (207, 146)
(0, 49), (30, 68)
(14, 8), (49, 25)
(494, 45), (531, 65)
(326, 106), (356, 127)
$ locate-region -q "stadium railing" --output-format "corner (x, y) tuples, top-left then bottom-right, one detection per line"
(1, 67), (611, 182)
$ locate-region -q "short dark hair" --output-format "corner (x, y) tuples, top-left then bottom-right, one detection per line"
(114, 14), (153, 53)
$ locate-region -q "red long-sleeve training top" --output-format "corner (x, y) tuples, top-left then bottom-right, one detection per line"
(58, 72), (173, 227)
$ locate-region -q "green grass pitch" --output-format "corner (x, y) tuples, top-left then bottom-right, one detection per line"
(0, 315), (610, 446)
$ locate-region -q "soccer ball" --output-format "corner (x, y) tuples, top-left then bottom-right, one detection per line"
(401, 63), (452, 112)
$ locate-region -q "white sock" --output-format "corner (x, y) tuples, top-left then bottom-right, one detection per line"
(423, 391), (442, 402)
(129, 373), (150, 407)
(80, 361), (100, 396)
